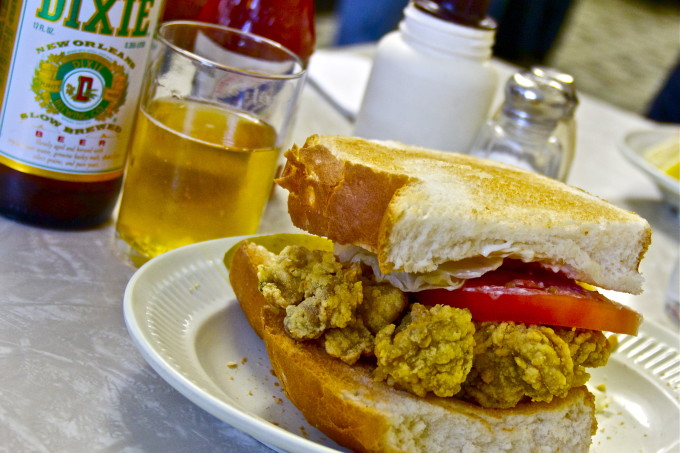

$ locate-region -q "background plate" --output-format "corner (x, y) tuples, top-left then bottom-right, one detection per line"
(619, 128), (680, 210)
(124, 236), (680, 453)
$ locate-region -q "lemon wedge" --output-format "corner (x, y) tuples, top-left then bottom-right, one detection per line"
(664, 160), (680, 180)
(644, 136), (680, 181)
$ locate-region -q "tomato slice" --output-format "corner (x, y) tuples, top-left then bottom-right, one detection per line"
(414, 261), (642, 335)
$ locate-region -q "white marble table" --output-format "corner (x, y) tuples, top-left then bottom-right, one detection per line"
(1, 47), (678, 452)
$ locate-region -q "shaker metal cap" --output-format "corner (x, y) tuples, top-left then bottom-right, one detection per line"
(502, 67), (579, 122)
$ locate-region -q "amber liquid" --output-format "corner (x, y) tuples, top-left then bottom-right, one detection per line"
(0, 165), (122, 229)
(115, 97), (279, 263)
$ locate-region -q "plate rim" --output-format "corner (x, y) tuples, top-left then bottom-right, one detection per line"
(123, 235), (342, 453)
(124, 235), (680, 453)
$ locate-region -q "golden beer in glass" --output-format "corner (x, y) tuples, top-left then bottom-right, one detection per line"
(114, 22), (305, 265)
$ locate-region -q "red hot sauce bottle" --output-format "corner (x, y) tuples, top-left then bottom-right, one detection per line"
(196, 0), (315, 66)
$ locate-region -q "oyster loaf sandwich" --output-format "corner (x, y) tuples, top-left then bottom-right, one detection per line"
(227, 135), (651, 452)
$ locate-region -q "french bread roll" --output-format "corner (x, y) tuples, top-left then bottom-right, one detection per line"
(228, 240), (598, 453)
(277, 135), (651, 294)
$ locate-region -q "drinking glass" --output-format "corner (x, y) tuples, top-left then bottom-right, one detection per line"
(114, 21), (306, 266)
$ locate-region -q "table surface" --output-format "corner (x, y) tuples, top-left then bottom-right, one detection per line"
(1, 47), (678, 452)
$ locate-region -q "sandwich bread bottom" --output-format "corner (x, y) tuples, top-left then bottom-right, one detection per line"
(229, 241), (598, 453)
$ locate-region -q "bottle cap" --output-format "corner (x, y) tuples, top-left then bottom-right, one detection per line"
(414, 0), (496, 29)
(531, 66), (578, 117)
(502, 68), (578, 123)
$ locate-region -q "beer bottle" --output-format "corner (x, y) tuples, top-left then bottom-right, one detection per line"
(0, 0), (164, 228)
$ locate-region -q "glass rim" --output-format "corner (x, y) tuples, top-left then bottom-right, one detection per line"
(157, 20), (306, 80)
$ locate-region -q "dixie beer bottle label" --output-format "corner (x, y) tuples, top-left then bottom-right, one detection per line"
(0, 0), (164, 182)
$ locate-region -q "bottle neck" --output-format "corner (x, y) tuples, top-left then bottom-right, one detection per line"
(400, 4), (495, 60)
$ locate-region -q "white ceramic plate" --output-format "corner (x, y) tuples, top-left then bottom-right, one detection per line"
(124, 236), (680, 453)
(619, 128), (680, 210)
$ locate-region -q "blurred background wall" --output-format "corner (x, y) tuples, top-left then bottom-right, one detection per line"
(314, 0), (680, 118)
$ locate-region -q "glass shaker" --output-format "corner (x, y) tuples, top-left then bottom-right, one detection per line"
(469, 66), (578, 181)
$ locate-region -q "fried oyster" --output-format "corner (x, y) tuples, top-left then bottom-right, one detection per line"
(253, 243), (614, 408)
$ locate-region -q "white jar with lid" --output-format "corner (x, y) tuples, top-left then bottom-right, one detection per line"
(354, 1), (498, 153)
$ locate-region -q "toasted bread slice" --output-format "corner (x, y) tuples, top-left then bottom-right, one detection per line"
(276, 135), (651, 294)
(228, 241), (598, 453)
